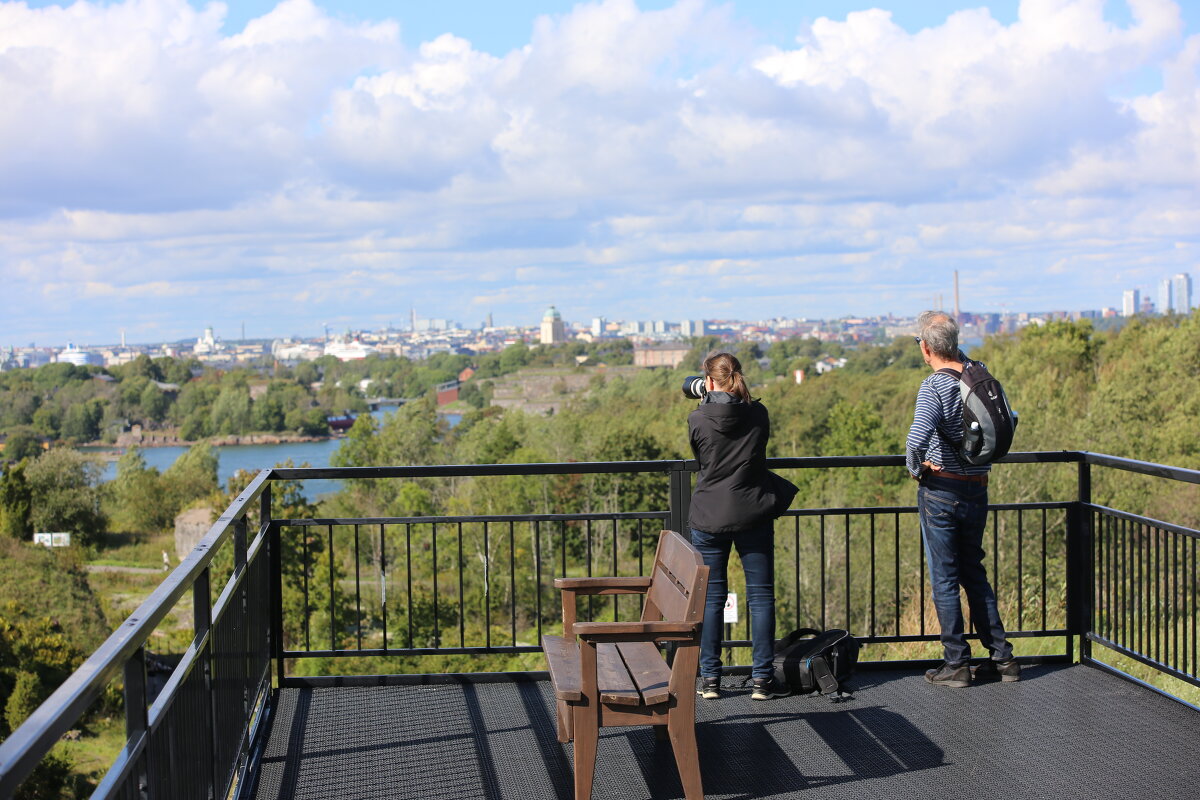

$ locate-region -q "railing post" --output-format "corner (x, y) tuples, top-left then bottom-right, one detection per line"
(668, 462), (691, 535)
(194, 566), (217, 800)
(123, 648), (149, 800)
(269, 520), (285, 687)
(1067, 458), (1094, 664)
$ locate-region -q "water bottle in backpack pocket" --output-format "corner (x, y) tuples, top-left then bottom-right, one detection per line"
(771, 628), (860, 695)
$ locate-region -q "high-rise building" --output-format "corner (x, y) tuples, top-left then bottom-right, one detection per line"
(540, 306), (565, 345)
(1172, 273), (1193, 312)
(680, 319), (706, 337)
(1159, 278), (1174, 316)
(591, 317), (606, 338)
(1122, 289), (1140, 318)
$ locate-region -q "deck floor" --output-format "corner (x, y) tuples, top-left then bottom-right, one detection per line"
(248, 664), (1200, 800)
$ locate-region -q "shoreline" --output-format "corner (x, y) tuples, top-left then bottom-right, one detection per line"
(83, 432), (338, 451)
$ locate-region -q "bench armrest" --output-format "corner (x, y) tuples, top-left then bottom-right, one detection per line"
(554, 576), (652, 595)
(571, 621), (699, 642)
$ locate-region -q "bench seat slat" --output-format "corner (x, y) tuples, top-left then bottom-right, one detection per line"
(617, 642), (671, 706)
(542, 634), (582, 701)
(597, 643), (640, 706)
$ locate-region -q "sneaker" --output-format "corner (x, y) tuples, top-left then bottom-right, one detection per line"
(750, 676), (790, 701)
(696, 676), (720, 699)
(973, 658), (1021, 682)
(924, 662), (971, 688)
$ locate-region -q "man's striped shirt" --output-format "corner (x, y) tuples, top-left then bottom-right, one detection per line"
(905, 370), (991, 478)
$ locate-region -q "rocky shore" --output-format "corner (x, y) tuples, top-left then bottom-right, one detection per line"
(110, 429), (332, 448)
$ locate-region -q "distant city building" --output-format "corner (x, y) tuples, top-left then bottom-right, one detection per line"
(1172, 273), (1193, 312)
(591, 317), (607, 338)
(680, 320), (706, 337)
(540, 306), (566, 345)
(1141, 297), (1155, 315)
(194, 326), (224, 356)
(633, 343), (691, 368)
(1122, 289), (1140, 317)
(1159, 278), (1174, 315)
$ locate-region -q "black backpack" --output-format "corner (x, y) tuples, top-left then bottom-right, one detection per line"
(937, 358), (1018, 466)
(771, 628), (859, 695)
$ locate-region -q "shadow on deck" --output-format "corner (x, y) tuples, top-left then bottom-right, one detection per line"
(247, 665), (1200, 800)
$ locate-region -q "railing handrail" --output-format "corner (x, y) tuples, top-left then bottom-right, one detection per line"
(1080, 451), (1200, 484)
(267, 451), (1086, 481)
(0, 469), (273, 796)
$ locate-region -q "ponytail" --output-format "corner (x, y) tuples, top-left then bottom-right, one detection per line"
(702, 352), (752, 403)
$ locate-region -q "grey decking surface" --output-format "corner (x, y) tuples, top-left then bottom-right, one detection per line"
(249, 665), (1200, 800)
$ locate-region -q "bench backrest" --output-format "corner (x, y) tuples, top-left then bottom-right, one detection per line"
(642, 530), (708, 627)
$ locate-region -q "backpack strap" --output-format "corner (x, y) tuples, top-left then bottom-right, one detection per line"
(935, 367), (962, 379)
(809, 655), (839, 694)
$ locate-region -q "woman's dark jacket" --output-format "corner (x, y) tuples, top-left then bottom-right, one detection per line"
(687, 392), (798, 534)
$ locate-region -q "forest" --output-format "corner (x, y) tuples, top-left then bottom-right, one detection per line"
(3, 314), (1199, 797)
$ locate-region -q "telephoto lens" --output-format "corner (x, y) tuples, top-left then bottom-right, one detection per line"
(681, 376), (708, 400)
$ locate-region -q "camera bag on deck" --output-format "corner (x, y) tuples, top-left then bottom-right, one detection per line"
(771, 628), (859, 695)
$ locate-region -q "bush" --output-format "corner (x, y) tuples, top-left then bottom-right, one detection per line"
(4, 670), (43, 733)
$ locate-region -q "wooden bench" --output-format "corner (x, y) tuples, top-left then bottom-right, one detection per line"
(541, 529), (710, 800)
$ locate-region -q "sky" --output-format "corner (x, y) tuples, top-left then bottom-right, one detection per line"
(2, 0), (1199, 346)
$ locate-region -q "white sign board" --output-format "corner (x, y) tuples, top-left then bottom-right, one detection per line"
(33, 532), (71, 547)
(723, 592), (738, 624)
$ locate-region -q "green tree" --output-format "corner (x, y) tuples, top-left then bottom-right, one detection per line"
(210, 385), (252, 434)
(161, 443), (219, 513)
(24, 449), (105, 544)
(60, 400), (103, 442)
(30, 406), (61, 438)
(0, 461), (32, 538)
(3, 429), (43, 462)
(140, 381), (169, 423)
(106, 447), (172, 532)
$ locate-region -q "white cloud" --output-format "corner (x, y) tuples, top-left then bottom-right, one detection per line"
(0, 0), (1198, 342)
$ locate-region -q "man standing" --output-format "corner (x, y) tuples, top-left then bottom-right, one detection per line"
(905, 311), (1019, 687)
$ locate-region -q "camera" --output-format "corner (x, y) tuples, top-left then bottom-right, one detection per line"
(681, 375), (708, 400)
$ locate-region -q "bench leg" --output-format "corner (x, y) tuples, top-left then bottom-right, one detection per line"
(556, 699), (572, 743)
(571, 702), (598, 800)
(667, 712), (704, 800)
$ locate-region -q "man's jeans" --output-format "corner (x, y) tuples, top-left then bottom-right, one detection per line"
(690, 525), (775, 679)
(918, 476), (1013, 667)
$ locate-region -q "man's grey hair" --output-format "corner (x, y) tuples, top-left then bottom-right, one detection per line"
(917, 311), (959, 360)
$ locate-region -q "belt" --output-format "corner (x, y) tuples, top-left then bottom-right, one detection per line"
(924, 471), (988, 486)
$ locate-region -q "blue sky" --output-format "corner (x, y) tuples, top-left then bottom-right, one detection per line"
(2, 0), (1199, 346)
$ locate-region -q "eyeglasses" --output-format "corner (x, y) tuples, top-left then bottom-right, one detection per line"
(913, 336), (923, 345)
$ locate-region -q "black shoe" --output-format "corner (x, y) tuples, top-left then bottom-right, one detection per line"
(750, 676), (790, 700)
(697, 676), (720, 699)
(924, 662), (971, 688)
(973, 658), (1021, 682)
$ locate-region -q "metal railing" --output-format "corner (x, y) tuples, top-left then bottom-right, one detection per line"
(1, 451), (1198, 799)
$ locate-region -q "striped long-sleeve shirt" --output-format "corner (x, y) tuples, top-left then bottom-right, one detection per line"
(905, 371), (990, 478)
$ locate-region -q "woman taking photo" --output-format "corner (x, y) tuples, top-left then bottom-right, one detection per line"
(687, 352), (797, 701)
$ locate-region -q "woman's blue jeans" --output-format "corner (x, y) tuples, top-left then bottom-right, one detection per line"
(690, 524), (776, 679)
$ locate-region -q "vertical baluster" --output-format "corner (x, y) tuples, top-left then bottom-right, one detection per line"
(610, 519), (618, 619)
(484, 521), (492, 650)
(844, 514), (851, 632)
(509, 521), (517, 647)
(432, 522), (440, 651)
(894, 513), (901, 637)
(328, 525), (336, 652)
(819, 514), (827, 632)
(1017, 508), (1024, 631)
(407, 523), (414, 649)
(535, 520), (543, 640)
(354, 524), (362, 651)
(1040, 507), (1048, 633)
(869, 513), (876, 639)
(302, 526), (310, 652)
(380, 524), (388, 652)
(459, 521), (466, 649)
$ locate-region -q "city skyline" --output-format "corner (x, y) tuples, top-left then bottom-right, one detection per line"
(2, 0), (1199, 343)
